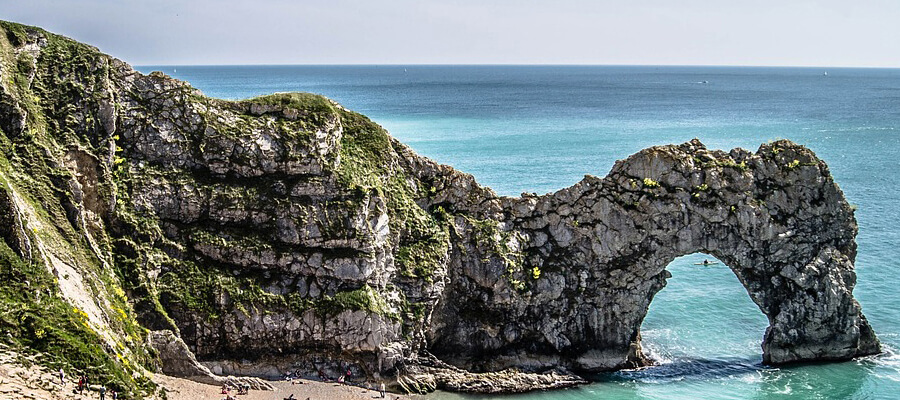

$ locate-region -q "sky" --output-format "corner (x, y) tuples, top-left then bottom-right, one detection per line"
(2, 0), (899, 67)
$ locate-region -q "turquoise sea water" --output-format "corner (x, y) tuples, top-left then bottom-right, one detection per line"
(137, 65), (900, 399)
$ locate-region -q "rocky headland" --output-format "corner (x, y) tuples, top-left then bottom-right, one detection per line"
(0, 21), (880, 398)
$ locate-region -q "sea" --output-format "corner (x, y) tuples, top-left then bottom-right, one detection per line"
(136, 65), (900, 400)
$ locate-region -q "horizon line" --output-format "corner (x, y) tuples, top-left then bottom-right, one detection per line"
(133, 63), (900, 70)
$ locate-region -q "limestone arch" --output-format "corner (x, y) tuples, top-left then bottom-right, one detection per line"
(429, 139), (880, 372)
(595, 140), (881, 368)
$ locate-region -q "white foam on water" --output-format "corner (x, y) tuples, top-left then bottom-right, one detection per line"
(737, 371), (762, 384)
(640, 328), (677, 365)
(642, 343), (675, 365)
(869, 343), (900, 382)
(774, 384), (793, 395)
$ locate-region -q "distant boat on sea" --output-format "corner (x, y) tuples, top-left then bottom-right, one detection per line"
(823, 71), (828, 76)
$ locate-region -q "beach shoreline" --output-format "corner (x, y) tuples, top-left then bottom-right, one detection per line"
(154, 374), (413, 400)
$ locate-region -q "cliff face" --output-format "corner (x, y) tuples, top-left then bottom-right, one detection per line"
(0, 21), (879, 395)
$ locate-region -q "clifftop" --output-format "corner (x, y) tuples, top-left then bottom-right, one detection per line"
(0, 21), (879, 398)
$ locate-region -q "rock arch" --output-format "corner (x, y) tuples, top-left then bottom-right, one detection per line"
(429, 139), (880, 372)
(0, 23), (882, 392)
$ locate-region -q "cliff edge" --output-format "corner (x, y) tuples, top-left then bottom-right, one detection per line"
(0, 21), (879, 397)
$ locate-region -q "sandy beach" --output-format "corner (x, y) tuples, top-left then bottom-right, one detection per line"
(0, 352), (413, 400)
(154, 375), (413, 400)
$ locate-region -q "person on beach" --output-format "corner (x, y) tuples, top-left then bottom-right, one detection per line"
(77, 376), (84, 394)
(111, 389), (118, 399)
(58, 368), (65, 386)
(380, 382), (386, 398)
(99, 385), (106, 400)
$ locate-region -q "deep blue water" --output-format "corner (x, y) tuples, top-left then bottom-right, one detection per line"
(137, 65), (900, 399)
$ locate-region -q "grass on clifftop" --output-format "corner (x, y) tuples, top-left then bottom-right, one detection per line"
(243, 92), (334, 115)
(335, 109), (451, 282)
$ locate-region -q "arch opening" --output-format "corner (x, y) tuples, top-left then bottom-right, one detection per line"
(639, 253), (769, 370)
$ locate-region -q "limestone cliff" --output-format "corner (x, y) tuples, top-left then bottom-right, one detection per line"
(0, 21), (879, 397)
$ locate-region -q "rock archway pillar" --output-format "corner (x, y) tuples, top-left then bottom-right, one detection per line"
(718, 247), (880, 364)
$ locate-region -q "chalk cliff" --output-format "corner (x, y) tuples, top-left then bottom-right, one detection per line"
(0, 21), (879, 396)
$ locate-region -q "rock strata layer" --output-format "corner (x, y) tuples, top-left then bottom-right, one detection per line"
(0, 21), (880, 395)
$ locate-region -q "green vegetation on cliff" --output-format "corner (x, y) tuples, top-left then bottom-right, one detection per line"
(0, 234), (154, 395)
(0, 21), (157, 398)
(158, 257), (399, 321)
(336, 109), (451, 282)
(0, 18), (527, 395)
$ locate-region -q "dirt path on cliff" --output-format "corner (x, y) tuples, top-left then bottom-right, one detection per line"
(154, 374), (414, 400)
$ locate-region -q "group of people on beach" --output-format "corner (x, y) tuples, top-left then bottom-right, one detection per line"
(220, 382), (252, 399)
(312, 367), (353, 383)
(58, 367), (117, 399)
(59, 365), (394, 400)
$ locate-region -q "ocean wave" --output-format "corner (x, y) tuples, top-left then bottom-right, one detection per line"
(868, 343), (900, 382)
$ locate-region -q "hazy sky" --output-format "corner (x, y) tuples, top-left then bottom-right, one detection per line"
(3, 0), (899, 67)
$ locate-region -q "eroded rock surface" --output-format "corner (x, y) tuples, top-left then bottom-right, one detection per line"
(0, 21), (880, 395)
(150, 330), (273, 390)
(426, 140), (880, 372)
